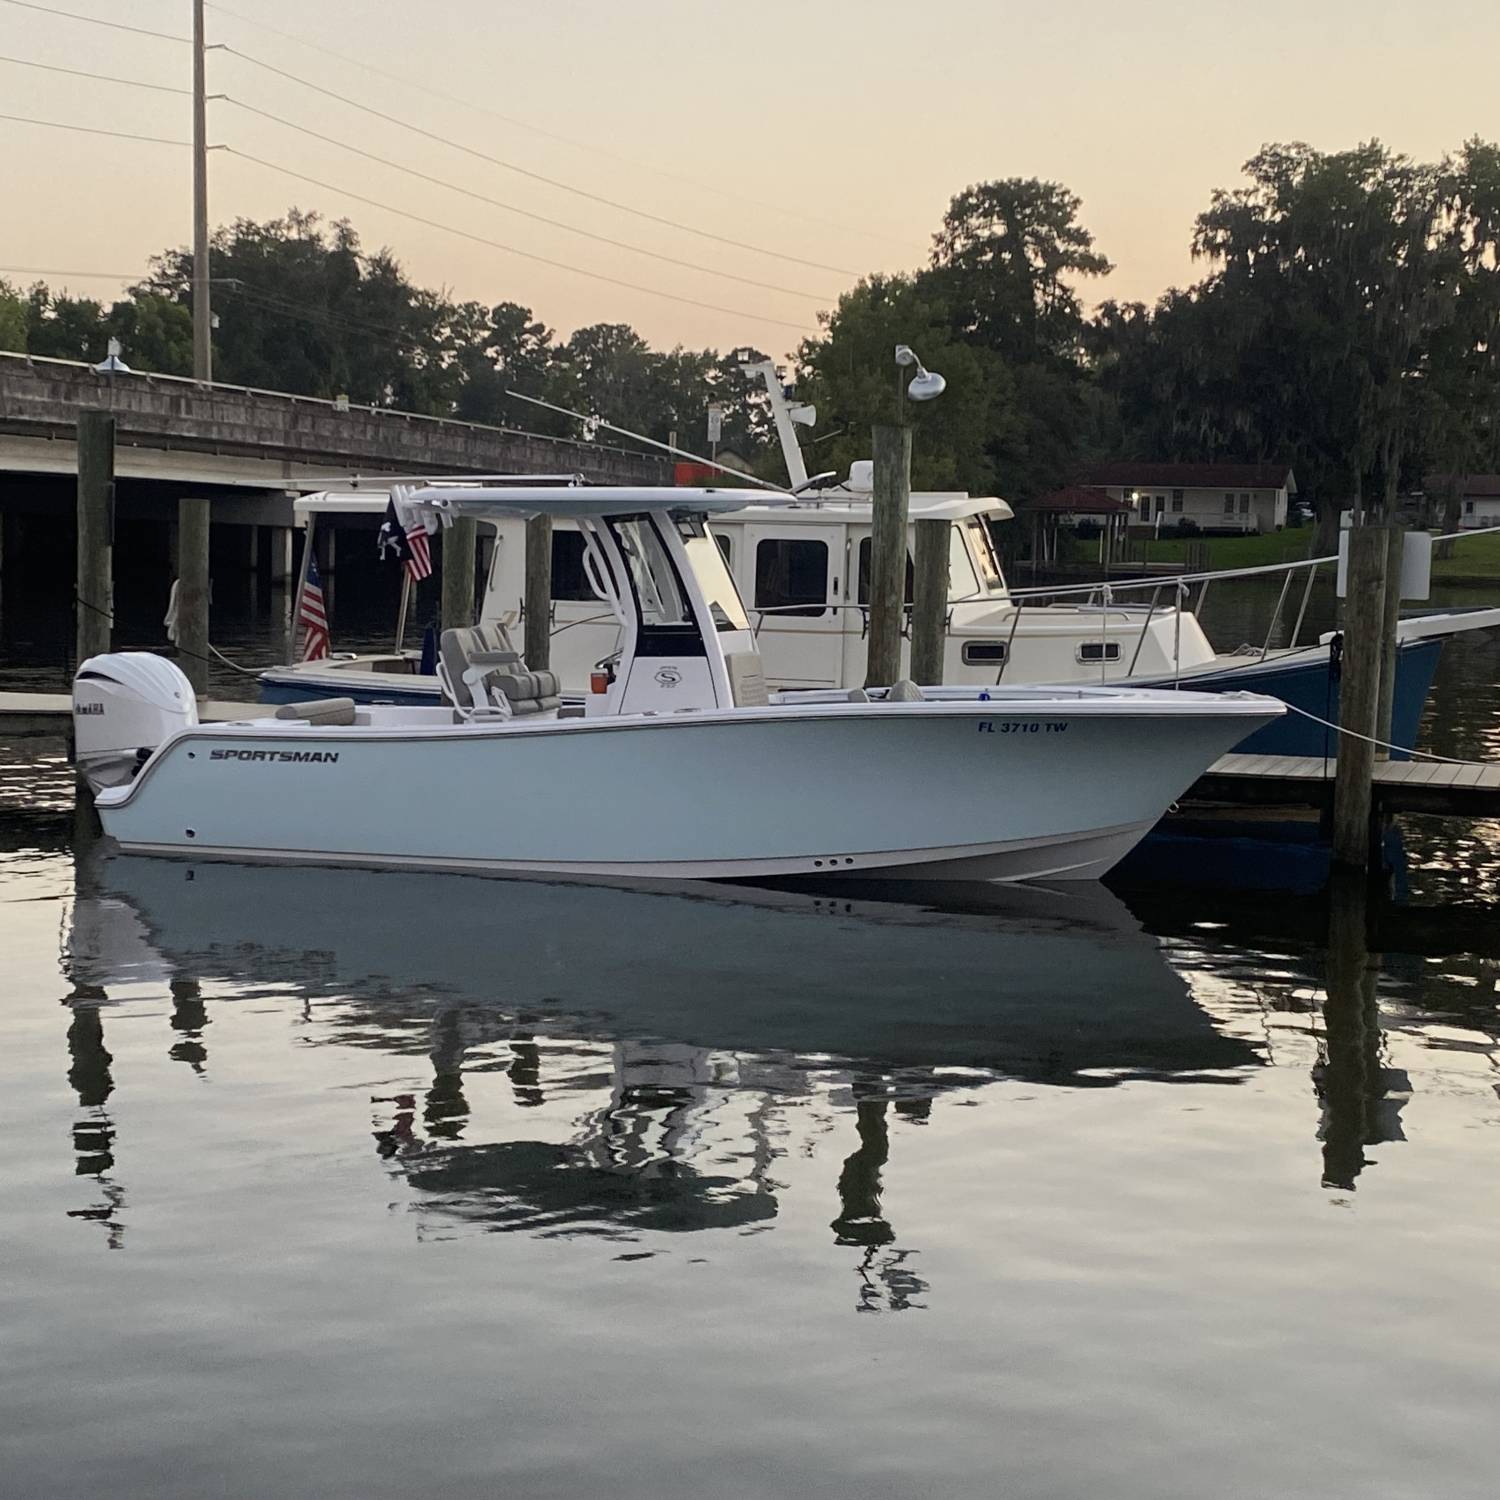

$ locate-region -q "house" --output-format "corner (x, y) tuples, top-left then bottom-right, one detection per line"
(1079, 463), (1296, 534)
(1426, 474), (1500, 529)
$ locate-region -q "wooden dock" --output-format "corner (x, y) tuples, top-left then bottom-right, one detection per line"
(0, 691), (260, 738)
(1190, 752), (1500, 818)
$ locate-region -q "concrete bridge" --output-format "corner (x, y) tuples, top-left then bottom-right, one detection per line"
(0, 351), (668, 581)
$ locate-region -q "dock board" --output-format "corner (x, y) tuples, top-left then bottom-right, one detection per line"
(1192, 753), (1500, 818)
(0, 691), (261, 738)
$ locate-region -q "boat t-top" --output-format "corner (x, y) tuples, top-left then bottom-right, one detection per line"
(74, 481), (1282, 883)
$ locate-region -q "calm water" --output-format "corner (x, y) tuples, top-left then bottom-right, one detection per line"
(4, 568), (1500, 1496)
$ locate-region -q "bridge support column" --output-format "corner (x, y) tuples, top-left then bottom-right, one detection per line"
(267, 526), (294, 587)
(76, 410), (115, 667)
(177, 497), (212, 696)
(246, 525), (260, 577)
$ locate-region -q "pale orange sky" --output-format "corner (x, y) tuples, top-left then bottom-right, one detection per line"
(4, 0), (1496, 361)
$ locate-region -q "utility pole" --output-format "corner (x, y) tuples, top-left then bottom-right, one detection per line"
(191, 0), (212, 383)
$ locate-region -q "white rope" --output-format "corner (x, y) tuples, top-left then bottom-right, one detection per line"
(208, 642), (274, 675)
(1282, 702), (1490, 767)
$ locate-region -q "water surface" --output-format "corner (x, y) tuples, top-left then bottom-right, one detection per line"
(3, 571), (1500, 1497)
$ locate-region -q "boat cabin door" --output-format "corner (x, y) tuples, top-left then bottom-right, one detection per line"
(743, 524), (845, 688)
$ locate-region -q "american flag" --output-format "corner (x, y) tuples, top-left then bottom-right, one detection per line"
(299, 555), (330, 662)
(379, 496), (434, 583)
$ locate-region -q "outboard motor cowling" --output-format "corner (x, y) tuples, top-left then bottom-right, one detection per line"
(73, 653), (198, 790)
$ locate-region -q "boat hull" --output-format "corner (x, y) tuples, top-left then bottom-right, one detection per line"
(1134, 637), (1442, 758)
(93, 698), (1279, 884)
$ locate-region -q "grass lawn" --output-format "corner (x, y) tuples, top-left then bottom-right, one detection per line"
(1139, 527), (1500, 581)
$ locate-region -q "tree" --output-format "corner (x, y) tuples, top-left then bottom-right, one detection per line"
(930, 178), (1112, 363)
(796, 273), (1017, 494)
(0, 279), (26, 353)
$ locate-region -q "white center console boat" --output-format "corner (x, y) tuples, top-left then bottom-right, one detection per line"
(74, 482), (1283, 883)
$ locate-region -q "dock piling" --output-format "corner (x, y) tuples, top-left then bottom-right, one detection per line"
(523, 515), (553, 670)
(441, 516), (477, 631)
(176, 498), (211, 695)
(1332, 525), (1389, 868)
(866, 424), (911, 688)
(75, 409), (115, 668)
(910, 518), (948, 685)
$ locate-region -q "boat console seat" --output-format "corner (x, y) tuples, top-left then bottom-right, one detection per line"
(725, 652), (770, 708)
(888, 679), (925, 702)
(273, 697), (358, 726)
(438, 628), (561, 718)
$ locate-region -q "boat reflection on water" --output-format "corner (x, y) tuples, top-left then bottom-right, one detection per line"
(59, 844), (1262, 1302)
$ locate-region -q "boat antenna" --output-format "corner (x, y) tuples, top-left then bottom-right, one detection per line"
(504, 389), (790, 494)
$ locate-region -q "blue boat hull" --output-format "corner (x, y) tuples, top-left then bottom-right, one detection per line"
(1133, 638), (1443, 758)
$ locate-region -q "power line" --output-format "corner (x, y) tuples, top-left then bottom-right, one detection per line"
(221, 145), (816, 334)
(205, 0), (924, 258)
(216, 45), (858, 278)
(0, 266), (144, 280)
(0, 0), (186, 44)
(0, 52), (190, 93)
(0, 111), (188, 147)
(220, 97), (832, 303)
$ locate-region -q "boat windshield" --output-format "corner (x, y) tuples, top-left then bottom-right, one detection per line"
(679, 517), (750, 632)
(610, 515), (690, 626)
(966, 517), (1007, 593)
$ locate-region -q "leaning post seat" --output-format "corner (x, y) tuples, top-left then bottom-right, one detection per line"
(273, 697), (358, 726)
(438, 627), (560, 717)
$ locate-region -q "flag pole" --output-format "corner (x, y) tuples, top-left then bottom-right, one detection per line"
(394, 571), (413, 652)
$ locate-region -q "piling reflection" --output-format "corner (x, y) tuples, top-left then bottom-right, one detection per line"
(1316, 876), (1407, 1192)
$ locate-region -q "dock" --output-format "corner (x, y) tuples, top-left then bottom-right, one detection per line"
(0, 691), (260, 738)
(1190, 752), (1500, 818)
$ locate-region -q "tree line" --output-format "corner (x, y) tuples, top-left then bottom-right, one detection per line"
(5, 138), (1497, 532)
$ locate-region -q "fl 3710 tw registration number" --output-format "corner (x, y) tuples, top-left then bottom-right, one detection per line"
(975, 720), (1069, 735)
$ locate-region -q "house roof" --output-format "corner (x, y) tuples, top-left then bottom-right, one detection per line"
(1426, 473), (1500, 498)
(1080, 462), (1296, 492)
(1029, 487), (1133, 515)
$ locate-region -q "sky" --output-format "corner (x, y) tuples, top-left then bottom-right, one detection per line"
(3, 0), (1497, 363)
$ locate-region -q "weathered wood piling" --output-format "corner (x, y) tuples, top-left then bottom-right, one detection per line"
(75, 409), (114, 666)
(1331, 525), (1389, 868)
(909, 517), (948, 686)
(441, 516), (477, 632)
(176, 498), (211, 694)
(524, 515), (553, 670)
(866, 424), (911, 688)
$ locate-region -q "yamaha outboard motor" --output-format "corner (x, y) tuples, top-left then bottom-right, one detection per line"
(73, 653), (198, 791)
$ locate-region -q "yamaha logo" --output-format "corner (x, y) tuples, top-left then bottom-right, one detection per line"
(654, 666), (682, 688)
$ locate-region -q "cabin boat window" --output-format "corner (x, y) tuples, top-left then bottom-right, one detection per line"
(550, 530), (599, 601)
(1077, 641), (1121, 663)
(610, 516), (690, 626)
(855, 538), (914, 605)
(965, 518), (1004, 590)
(962, 641), (1008, 665)
(714, 532), (732, 567)
(949, 526), (981, 600)
(677, 516), (749, 632)
(755, 538), (829, 618)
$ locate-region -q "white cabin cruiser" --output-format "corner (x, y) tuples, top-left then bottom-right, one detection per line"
(75, 482), (1282, 883)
